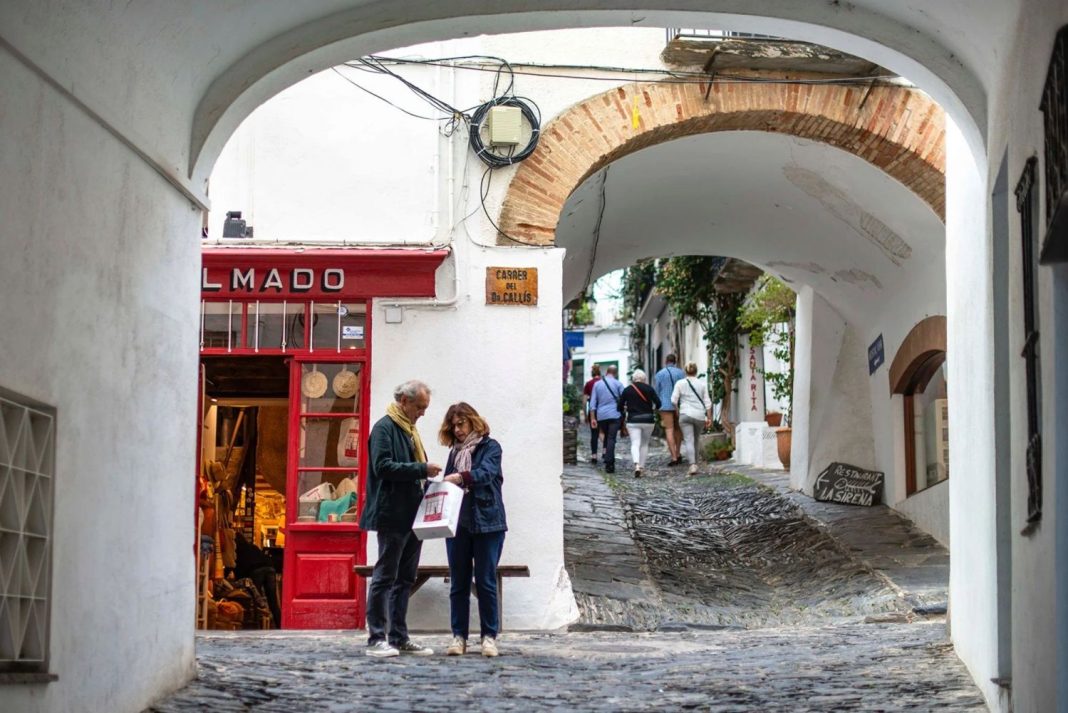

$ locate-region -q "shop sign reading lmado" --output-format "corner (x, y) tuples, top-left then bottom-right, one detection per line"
(814, 462), (885, 507)
(485, 267), (538, 306)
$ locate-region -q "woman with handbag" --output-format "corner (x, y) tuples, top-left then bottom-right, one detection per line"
(671, 363), (713, 476)
(618, 369), (661, 477)
(438, 402), (507, 658)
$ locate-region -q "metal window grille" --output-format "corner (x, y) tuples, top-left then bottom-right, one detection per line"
(0, 392), (54, 675)
(1015, 157), (1042, 524)
(1039, 25), (1068, 263)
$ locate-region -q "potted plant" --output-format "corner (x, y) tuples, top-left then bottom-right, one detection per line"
(765, 411), (783, 427)
(738, 275), (796, 469)
(701, 435), (734, 462)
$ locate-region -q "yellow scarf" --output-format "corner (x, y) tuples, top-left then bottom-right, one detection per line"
(386, 401), (427, 463)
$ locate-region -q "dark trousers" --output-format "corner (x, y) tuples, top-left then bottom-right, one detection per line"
(366, 530), (423, 645)
(589, 418), (600, 458)
(445, 527), (506, 640)
(248, 566), (281, 628)
(598, 418), (621, 470)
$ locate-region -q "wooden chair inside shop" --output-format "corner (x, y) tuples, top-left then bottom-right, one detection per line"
(197, 408), (274, 630)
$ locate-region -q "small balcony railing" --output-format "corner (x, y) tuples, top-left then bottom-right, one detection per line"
(665, 28), (779, 43)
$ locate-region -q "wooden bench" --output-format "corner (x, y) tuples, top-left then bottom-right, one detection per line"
(353, 564), (530, 630)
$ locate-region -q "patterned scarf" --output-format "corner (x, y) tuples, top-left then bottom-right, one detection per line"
(386, 401), (426, 463)
(451, 431), (484, 474)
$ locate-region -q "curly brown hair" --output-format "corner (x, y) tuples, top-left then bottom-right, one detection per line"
(438, 402), (490, 446)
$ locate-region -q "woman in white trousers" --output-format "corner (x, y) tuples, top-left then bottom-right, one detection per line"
(671, 363), (712, 476)
(617, 369), (661, 477)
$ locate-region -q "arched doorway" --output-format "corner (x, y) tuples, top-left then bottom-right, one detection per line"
(889, 316), (948, 495)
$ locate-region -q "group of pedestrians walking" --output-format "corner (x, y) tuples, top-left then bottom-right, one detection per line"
(360, 380), (506, 659)
(583, 354), (712, 477)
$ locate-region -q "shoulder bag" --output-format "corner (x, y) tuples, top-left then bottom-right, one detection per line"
(685, 378), (708, 416)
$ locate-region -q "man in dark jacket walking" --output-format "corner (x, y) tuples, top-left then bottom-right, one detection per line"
(360, 379), (442, 657)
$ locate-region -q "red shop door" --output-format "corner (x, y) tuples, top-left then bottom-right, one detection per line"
(281, 357), (368, 628)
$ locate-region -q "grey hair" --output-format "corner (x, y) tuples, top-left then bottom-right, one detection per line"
(631, 369), (648, 383)
(394, 380), (430, 401)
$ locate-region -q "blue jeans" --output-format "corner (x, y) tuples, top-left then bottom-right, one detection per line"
(598, 418), (621, 470)
(446, 527), (506, 639)
(366, 530), (422, 645)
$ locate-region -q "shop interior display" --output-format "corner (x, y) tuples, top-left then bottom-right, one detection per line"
(197, 403), (286, 630)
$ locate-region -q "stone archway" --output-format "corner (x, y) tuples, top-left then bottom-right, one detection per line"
(498, 80), (944, 245)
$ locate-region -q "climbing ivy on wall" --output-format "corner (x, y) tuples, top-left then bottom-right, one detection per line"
(655, 257), (743, 436)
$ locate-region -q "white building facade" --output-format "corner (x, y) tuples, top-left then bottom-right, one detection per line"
(1, 4), (1066, 713)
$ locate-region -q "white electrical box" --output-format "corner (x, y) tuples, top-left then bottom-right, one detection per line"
(487, 105), (522, 146)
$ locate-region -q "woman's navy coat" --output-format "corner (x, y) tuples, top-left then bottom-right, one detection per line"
(445, 437), (507, 534)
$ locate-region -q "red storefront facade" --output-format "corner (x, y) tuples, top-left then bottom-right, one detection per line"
(198, 248), (446, 629)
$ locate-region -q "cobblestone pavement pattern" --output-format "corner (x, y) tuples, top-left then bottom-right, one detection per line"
(150, 623), (984, 712)
(150, 425), (981, 711)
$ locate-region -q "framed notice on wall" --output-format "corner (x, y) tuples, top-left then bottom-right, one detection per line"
(485, 267), (538, 306)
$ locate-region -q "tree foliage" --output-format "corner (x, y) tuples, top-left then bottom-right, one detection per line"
(737, 275), (795, 346)
(655, 257), (743, 435)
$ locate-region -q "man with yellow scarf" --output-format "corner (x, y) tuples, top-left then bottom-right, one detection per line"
(360, 380), (443, 657)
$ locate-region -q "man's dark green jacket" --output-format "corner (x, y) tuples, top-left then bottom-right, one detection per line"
(359, 414), (430, 532)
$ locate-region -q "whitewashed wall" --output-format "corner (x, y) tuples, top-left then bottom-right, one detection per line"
(945, 118), (1003, 711)
(366, 245), (575, 631)
(895, 480), (949, 547)
(209, 29), (669, 244)
(4, 4), (1068, 711)
(0, 50), (198, 713)
(996, 2), (1068, 710)
(576, 326), (631, 384)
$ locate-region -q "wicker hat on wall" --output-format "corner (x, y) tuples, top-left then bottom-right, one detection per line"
(301, 366), (327, 398)
(333, 367), (358, 399)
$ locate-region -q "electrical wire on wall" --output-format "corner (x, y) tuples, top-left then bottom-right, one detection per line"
(334, 54), (544, 245)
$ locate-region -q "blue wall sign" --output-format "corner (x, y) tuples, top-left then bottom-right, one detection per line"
(868, 334), (885, 375)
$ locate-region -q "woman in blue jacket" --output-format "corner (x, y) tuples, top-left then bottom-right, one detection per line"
(438, 402), (507, 657)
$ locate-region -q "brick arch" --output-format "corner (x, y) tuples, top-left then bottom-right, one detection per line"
(498, 81), (945, 245)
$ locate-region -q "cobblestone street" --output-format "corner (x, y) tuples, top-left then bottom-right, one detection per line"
(150, 428), (984, 712)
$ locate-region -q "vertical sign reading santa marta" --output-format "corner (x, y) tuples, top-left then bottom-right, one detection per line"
(485, 267), (538, 306)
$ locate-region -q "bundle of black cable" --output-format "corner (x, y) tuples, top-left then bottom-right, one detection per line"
(469, 96), (541, 168)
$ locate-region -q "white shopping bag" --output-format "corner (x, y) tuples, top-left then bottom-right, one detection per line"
(412, 480), (464, 540)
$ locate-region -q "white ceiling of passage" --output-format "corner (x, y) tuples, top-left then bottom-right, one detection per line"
(555, 131), (946, 326)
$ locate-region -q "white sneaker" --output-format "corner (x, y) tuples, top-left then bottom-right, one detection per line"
(481, 636), (499, 657)
(688, 464), (699, 476)
(446, 636), (466, 656)
(366, 640), (399, 658)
